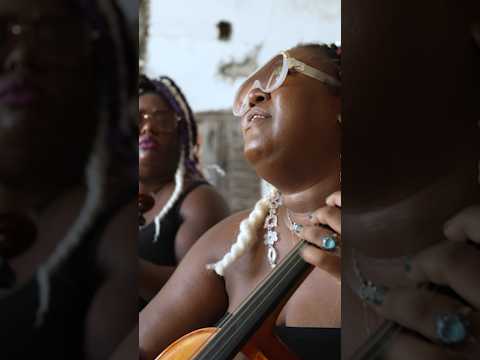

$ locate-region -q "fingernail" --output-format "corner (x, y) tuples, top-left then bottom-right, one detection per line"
(292, 223), (303, 234)
(360, 283), (389, 306)
(325, 195), (333, 205)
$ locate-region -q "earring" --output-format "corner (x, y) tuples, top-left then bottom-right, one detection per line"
(337, 114), (342, 124)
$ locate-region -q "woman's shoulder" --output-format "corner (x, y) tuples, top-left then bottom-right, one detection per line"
(96, 199), (137, 270)
(180, 181), (230, 218)
(190, 208), (254, 261)
(204, 208), (253, 233)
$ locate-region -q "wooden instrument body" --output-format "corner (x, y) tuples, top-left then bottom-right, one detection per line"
(154, 328), (218, 360)
(155, 240), (312, 360)
(155, 319), (299, 360)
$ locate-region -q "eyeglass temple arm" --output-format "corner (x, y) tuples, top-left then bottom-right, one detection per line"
(287, 57), (341, 87)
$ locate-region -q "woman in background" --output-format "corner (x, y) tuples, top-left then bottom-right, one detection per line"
(0, 0), (137, 358)
(138, 75), (229, 307)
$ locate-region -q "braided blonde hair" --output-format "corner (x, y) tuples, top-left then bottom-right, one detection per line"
(153, 149), (185, 241)
(206, 188), (279, 276)
(149, 77), (189, 241)
(34, 0), (135, 327)
(36, 116), (108, 326)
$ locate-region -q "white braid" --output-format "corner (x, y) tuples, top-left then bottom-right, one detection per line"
(32, 0), (132, 329)
(146, 78), (196, 242)
(35, 267), (49, 327)
(153, 148), (185, 242)
(206, 189), (279, 276)
(159, 78), (195, 161)
(34, 113), (108, 327)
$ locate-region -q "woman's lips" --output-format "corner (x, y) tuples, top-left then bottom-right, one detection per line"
(139, 141), (157, 150)
(0, 78), (38, 107)
(0, 90), (35, 106)
(139, 137), (159, 151)
(242, 107), (272, 133)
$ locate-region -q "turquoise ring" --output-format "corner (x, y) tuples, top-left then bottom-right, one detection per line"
(320, 234), (338, 251)
(436, 313), (470, 345)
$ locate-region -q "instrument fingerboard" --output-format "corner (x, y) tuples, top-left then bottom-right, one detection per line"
(194, 240), (312, 360)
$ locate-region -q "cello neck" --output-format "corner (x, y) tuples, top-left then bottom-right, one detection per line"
(194, 239), (313, 360)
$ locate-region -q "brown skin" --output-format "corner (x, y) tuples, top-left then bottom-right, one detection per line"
(0, 0), (96, 208)
(341, 164), (480, 359)
(138, 46), (342, 359)
(341, 7), (480, 357)
(139, 93), (180, 190)
(0, 1), (136, 359)
(138, 92), (229, 300)
(243, 50), (341, 194)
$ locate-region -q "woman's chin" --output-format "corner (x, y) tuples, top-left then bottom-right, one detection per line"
(140, 160), (174, 178)
(243, 138), (274, 165)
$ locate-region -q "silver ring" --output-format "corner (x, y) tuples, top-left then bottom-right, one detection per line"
(292, 222), (303, 234)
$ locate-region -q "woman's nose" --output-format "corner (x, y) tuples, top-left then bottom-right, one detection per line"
(2, 32), (36, 72)
(247, 87), (271, 108)
(139, 115), (156, 135)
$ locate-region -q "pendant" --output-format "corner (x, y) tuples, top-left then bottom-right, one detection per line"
(264, 192), (282, 268)
(359, 281), (388, 305)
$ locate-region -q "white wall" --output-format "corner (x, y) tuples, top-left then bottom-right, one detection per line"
(145, 0), (340, 112)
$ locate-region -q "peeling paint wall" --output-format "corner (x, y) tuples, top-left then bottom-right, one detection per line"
(217, 44), (261, 83)
(145, 0), (340, 112)
(196, 111), (261, 212)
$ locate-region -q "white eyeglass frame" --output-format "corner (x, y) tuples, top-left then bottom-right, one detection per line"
(233, 51), (341, 117)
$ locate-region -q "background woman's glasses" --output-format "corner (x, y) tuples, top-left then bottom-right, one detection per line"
(0, 16), (97, 66)
(139, 110), (179, 133)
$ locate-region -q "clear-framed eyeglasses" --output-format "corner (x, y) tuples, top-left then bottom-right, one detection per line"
(233, 51), (341, 117)
(139, 109), (180, 133)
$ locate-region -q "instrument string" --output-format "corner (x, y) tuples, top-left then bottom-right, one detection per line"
(195, 240), (310, 359)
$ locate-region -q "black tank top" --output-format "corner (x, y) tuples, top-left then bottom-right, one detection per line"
(0, 190), (136, 359)
(138, 180), (208, 266)
(216, 313), (340, 359)
(136, 324), (338, 360)
(275, 326), (340, 359)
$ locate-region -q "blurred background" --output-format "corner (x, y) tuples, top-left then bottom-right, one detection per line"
(140, 0), (340, 211)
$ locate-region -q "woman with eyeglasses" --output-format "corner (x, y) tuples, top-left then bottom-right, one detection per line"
(0, 0), (138, 358)
(138, 75), (229, 308)
(138, 43), (343, 360)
